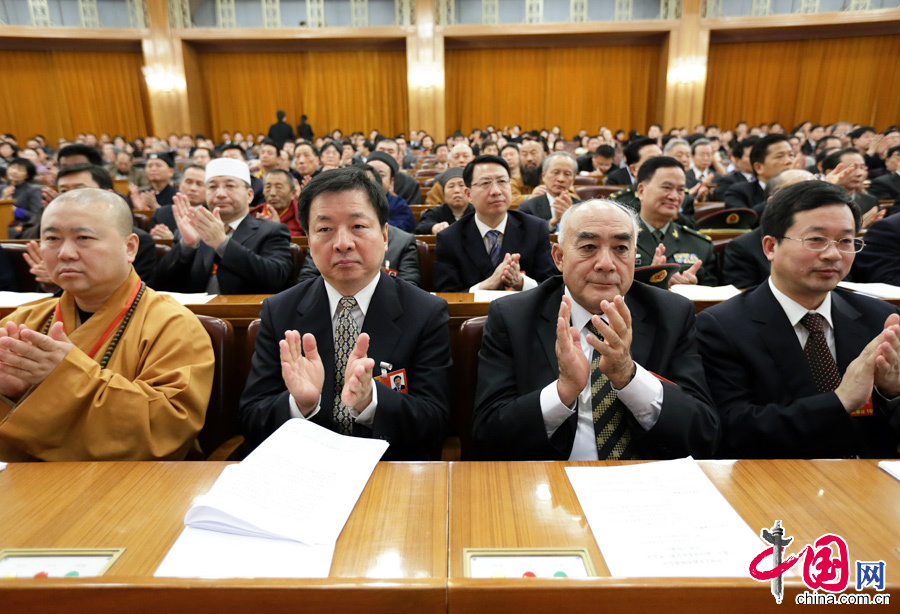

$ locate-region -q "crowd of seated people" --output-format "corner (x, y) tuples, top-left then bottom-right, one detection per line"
(0, 119), (898, 463)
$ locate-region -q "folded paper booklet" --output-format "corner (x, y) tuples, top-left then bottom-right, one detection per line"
(155, 419), (389, 578)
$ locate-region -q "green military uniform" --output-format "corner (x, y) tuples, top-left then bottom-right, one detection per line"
(635, 219), (719, 286)
(609, 184), (697, 229)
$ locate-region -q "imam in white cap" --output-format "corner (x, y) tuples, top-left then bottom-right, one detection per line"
(205, 157), (251, 186)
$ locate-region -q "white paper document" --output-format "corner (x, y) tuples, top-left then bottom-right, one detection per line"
(155, 527), (335, 579)
(878, 460), (900, 483)
(837, 281), (900, 299)
(669, 284), (742, 301)
(473, 290), (517, 302)
(154, 419), (388, 578)
(566, 458), (762, 577)
(0, 461), (6, 472)
(0, 292), (52, 307)
(156, 291), (217, 305)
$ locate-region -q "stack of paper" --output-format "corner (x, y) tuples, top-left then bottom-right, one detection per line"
(838, 281), (900, 299)
(669, 284), (742, 301)
(156, 291), (218, 305)
(878, 461), (900, 483)
(566, 458), (762, 577)
(473, 290), (517, 302)
(155, 419), (389, 578)
(0, 292), (52, 307)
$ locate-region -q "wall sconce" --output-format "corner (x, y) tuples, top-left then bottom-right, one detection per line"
(142, 65), (186, 92)
(409, 62), (441, 89)
(668, 56), (707, 85)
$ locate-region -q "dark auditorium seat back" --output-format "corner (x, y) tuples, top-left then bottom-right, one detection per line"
(289, 242), (306, 287)
(1, 243), (40, 292)
(573, 176), (599, 186)
(453, 316), (487, 461)
(575, 185), (623, 201)
(195, 315), (236, 459)
(415, 239), (432, 291)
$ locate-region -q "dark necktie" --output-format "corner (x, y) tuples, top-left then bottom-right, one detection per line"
(486, 229), (502, 268)
(333, 297), (360, 434)
(800, 312), (841, 393)
(587, 322), (637, 460)
(653, 229), (665, 245)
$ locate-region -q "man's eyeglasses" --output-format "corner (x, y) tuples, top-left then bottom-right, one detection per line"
(471, 178), (510, 190)
(782, 235), (865, 253)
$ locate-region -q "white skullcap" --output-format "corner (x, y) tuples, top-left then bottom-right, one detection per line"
(205, 157), (251, 185)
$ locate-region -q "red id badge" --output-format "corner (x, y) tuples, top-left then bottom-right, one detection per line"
(849, 397), (873, 417)
(377, 368), (409, 394)
(382, 266), (399, 277)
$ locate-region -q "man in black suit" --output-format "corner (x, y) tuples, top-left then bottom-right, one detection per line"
(820, 148), (882, 221)
(149, 164), (206, 238)
(867, 145), (900, 202)
(267, 110), (295, 150)
(239, 167), (451, 459)
(519, 151), (581, 232)
(375, 138), (422, 205)
(851, 212), (900, 286)
(697, 181), (900, 459)
(723, 134), (794, 213)
(414, 168), (474, 235)
(472, 199), (719, 460)
(712, 137), (757, 198)
(685, 138), (720, 190)
(154, 158), (292, 294)
(433, 155), (556, 292)
(576, 144), (615, 177)
(722, 169), (816, 288)
(605, 138), (661, 187)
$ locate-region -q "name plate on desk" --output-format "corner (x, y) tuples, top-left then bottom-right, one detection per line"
(463, 548), (594, 579)
(0, 548), (124, 578)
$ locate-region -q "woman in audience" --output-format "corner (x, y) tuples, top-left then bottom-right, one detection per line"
(319, 141), (342, 170)
(1, 158), (42, 217)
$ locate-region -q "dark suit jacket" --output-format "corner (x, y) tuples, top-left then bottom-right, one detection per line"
(518, 193), (581, 223)
(433, 210), (556, 292)
(393, 172), (422, 205)
(712, 170), (748, 200)
(852, 212), (900, 285)
(150, 205), (177, 232)
(868, 172), (900, 202)
(299, 225), (421, 287)
(239, 272), (451, 460)
(723, 180), (765, 211)
(414, 203), (474, 235)
(267, 121), (295, 149)
(154, 215), (292, 294)
(604, 166), (631, 186)
(696, 283), (900, 458)
(472, 276), (719, 460)
(685, 169), (721, 190)
(852, 191), (878, 215)
(722, 228), (769, 289)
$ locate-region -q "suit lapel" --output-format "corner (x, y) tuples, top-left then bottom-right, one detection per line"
(361, 273), (403, 369)
(750, 284), (818, 395)
(831, 292), (867, 372)
(538, 282), (564, 375)
(461, 217), (494, 276)
(502, 212), (524, 258)
(625, 291), (652, 364)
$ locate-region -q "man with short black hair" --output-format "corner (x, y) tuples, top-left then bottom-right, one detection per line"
(154, 158), (292, 294)
(698, 180), (900, 458)
(150, 164), (207, 239)
(143, 152), (178, 207)
(606, 138), (660, 186)
(867, 145), (900, 202)
(723, 134), (795, 213)
(239, 166), (451, 459)
(267, 110), (295, 150)
(57, 143), (103, 168)
(434, 155), (556, 292)
(361, 152), (415, 233)
(256, 138), (281, 178)
(820, 148), (881, 218)
(577, 144), (615, 177)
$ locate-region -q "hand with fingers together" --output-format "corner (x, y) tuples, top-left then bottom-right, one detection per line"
(189, 202), (229, 250)
(342, 333), (376, 413)
(280, 330), (324, 417)
(0, 321), (73, 399)
(587, 296), (636, 389)
(23, 240), (59, 292)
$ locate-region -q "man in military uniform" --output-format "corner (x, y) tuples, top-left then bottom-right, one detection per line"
(633, 157), (718, 286)
(609, 144), (696, 228)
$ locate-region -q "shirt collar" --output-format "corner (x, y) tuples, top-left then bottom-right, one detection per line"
(323, 272), (380, 319)
(227, 214), (248, 232)
(474, 212), (508, 237)
(767, 277), (834, 330)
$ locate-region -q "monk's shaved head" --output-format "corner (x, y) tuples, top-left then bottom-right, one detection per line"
(44, 188), (133, 237)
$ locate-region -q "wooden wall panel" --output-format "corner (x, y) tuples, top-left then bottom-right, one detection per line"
(444, 45), (663, 137)
(704, 34), (900, 130)
(195, 50), (409, 139)
(0, 50), (148, 143)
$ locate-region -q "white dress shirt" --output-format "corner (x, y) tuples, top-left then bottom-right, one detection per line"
(468, 214), (539, 293)
(538, 287), (664, 460)
(768, 277), (836, 359)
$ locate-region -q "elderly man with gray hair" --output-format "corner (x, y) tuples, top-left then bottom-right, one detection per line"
(518, 151), (582, 232)
(472, 198), (719, 461)
(0, 188), (214, 461)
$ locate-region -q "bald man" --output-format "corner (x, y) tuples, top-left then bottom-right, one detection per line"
(0, 189), (214, 461)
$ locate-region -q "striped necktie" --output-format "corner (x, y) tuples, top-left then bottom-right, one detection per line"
(587, 321), (638, 460)
(486, 229), (502, 268)
(333, 296), (360, 434)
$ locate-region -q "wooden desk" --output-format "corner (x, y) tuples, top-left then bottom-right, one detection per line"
(0, 461), (448, 614)
(447, 460), (900, 613)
